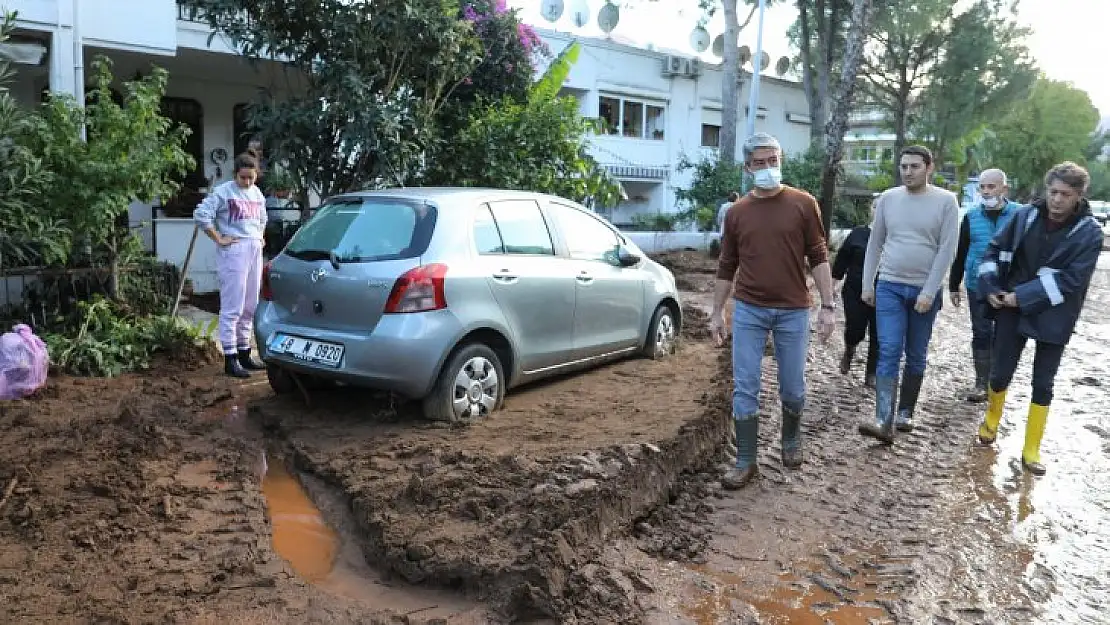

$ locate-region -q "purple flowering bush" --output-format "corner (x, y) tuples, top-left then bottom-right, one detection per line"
(456, 0), (548, 105)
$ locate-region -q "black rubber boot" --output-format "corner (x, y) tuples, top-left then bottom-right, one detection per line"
(895, 373), (924, 432)
(781, 404), (804, 468)
(859, 375), (897, 445)
(839, 344), (856, 375)
(238, 348), (266, 371)
(224, 354), (251, 379)
(966, 349), (991, 403)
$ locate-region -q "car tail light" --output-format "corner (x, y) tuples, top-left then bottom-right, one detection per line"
(384, 264), (448, 313)
(260, 261), (273, 301)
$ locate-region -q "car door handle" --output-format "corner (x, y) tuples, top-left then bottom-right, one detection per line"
(576, 271), (594, 284)
(492, 270), (518, 283)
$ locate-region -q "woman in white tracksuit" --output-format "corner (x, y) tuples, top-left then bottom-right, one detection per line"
(193, 152), (269, 378)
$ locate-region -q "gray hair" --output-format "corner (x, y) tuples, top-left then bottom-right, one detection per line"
(979, 168), (1008, 185)
(741, 132), (782, 163)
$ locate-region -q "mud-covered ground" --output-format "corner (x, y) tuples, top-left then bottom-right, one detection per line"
(1, 250), (1106, 624)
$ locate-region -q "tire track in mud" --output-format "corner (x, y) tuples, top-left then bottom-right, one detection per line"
(627, 301), (1007, 624)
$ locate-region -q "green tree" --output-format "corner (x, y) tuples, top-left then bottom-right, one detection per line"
(180, 0), (482, 210)
(988, 78), (1100, 198)
(1088, 161), (1110, 201)
(422, 42), (620, 207)
(912, 0), (1036, 171)
(860, 0), (956, 180)
(0, 11), (69, 267)
(26, 57), (193, 295)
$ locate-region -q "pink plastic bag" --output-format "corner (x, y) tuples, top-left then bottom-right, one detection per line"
(0, 324), (49, 400)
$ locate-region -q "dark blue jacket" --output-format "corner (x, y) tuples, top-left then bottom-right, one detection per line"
(977, 199), (1102, 345)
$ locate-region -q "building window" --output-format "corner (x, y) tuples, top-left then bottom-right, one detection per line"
(599, 96), (620, 135)
(597, 95), (665, 140)
(881, 148), (893, 162)
(232, 103), (255, 157)
(646, 105), (665, 140)
(701, 124), (721, 148)
(161, 97), (205, 189)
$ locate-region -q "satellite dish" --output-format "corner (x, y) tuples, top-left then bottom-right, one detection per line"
(759, 50), (770, 72)
(775, 56), (791, 77)
(540, 0), (564, 23)
(711, 34), (724, 58)
(569, 0), (589, 27)
(737, 45), (752, 67)
(597, 2), (620, 35)
(689, 26), (710, 53)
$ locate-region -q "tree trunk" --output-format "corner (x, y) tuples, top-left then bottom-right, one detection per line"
(818, 0), (875, 238)
(720, 0), (741, 164)
(797, 0), (821, 143)
(891, 92), (908, 183)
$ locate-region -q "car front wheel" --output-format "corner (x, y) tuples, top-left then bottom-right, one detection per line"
(642, 304), (678, 360)
(422, 343), (505, 423)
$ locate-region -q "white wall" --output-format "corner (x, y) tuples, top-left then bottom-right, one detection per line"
(536, 29), (811, 221)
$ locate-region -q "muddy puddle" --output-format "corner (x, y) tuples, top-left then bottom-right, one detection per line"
(260, 452), (489, 622)
(680, 556), (898, 625)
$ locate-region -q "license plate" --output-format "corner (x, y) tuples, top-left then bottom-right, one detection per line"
(270, 334), (345, 367)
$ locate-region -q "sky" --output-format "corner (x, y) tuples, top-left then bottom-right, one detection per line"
(511, 0), (1109, 127)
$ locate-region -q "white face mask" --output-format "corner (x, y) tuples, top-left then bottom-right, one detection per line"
(983, 197), (999, 208)
(753, 166), (783, 190)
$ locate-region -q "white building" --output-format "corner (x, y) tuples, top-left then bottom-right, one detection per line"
(4, 3), (810, 289)
(538, 29), (811, 226)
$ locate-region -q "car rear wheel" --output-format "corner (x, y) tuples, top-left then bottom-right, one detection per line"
(642, 304), (678, 360)
(267, 364), (297, 395)
(422, 343), (505, 423)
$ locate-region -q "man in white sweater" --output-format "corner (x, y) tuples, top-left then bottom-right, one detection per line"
(859, 146), (960, 443)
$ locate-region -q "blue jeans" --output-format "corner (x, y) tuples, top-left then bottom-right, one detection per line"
(731, 299), (810, 417)
(875, 280), (942, 379)
(967, 290), (994, 351)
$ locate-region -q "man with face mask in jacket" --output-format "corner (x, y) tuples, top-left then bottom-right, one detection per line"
(948, 169), (1021, 403)
(709, 132), (837, 490)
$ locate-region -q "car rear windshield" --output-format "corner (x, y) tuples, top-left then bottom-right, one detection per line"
(284, 198), (437, 263)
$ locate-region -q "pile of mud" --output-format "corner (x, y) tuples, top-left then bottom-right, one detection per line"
(259, 346), (733, 622)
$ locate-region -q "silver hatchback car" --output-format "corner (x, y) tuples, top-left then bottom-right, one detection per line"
(255, 188), (682, 422)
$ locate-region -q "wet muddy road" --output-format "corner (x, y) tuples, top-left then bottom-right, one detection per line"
(640, 252), (1110, 624)
(1, 250), (1107, 624)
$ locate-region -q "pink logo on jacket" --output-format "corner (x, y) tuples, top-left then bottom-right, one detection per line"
(227, 198), (264, 222)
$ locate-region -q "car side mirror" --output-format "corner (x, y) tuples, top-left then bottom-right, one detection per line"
(616, 245), (641, 267)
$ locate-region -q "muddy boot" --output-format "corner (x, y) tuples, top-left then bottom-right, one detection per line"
(1021, 403), (1049, 476)
(895, 373), (924, 433)
(859, 375), (897, 445)
(780, 404), (803, 469)
(722, 415), (759, 489)
(839, 344), (856, 375)
(864, 373), (876, 389)
(224, 354), (251, 379)
(238, 348), (266, 371)
(977, 386), (1007, 445)
(965, 349), (991, 403)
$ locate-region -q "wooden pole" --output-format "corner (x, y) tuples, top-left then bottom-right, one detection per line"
(169, 224), (199, 318)
(169, 174), (215, 318)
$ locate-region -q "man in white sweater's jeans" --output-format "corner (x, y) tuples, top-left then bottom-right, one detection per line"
(859, 146), (960, 444)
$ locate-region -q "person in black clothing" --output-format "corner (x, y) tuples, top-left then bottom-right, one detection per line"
(832, 200), (879, 388)
(975, 162), (1102, 475)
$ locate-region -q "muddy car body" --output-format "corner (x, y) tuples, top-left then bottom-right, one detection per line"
(254, 187), (681, 421)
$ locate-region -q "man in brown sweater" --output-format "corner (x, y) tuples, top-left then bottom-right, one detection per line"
(710, 132), (837, 490)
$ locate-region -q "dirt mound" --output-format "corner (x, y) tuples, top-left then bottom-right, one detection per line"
(257, 340), (731, 622)
(0, 371), (393, 624)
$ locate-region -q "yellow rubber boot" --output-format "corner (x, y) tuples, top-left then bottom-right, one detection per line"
(1022, 403), (1049, 476)
(977, 387), (1007, 445)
